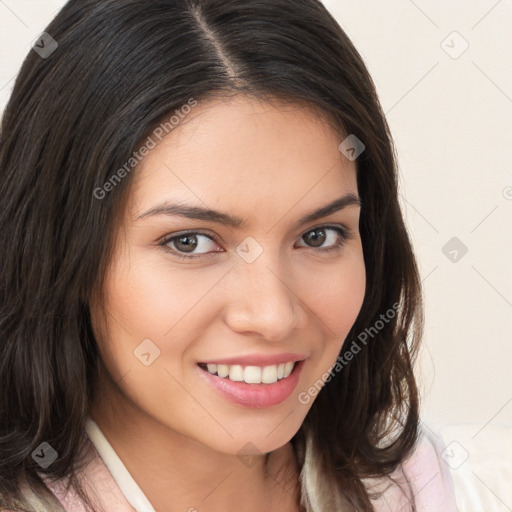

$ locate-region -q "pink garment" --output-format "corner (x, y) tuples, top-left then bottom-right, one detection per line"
(43, 444), (134, 512)
(368, 429), (459, 511)
(4, 426), (458, 511)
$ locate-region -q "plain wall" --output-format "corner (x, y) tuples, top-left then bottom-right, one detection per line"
(1, 0), (511, 429)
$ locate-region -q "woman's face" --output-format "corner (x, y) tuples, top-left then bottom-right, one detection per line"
(91, 95), (366, 456)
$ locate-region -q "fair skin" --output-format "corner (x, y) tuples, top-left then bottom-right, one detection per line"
(89, 94), (366, 512)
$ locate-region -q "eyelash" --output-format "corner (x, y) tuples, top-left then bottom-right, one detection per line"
(158, 225), (354, 261)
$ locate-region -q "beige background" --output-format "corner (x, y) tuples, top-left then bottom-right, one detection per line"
(1, 0), (511, 432)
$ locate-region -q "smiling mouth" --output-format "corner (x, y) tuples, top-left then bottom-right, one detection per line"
(197, 361), (297, 384)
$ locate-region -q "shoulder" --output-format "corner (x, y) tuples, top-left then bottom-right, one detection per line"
(400, 426), (458, 509)
(366, 426), (458, 511)
(41, 434), (134, 512)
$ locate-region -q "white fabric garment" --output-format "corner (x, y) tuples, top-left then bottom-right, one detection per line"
(81, 415), (459, 512)
(84, 416), (156, 512)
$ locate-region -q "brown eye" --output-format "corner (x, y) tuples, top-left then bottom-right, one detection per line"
(296, 226), (351, 254)
(159, 225), (352, 261)
(302, 228), (327, 248)
(159, 231), (220, 259)
(173, 234), (199, 253)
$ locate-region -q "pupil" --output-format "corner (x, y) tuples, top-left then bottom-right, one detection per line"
(306, 229), (325, 247)
(176, 235), (197, 253)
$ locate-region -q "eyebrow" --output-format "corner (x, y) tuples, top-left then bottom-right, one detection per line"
(135, 192), (362, 228)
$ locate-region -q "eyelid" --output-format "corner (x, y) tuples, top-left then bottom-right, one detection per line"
(158, 223), (354, 259)
(158, 222), (353, 242)
(157, 229), (220, 246)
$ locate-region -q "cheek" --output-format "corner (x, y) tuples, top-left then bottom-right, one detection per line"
(101, 250), (218, 344)
(300, 247), (366, 373)
(90, 254), (211, 419)
(94, 249), (231, 395)
(307, 249), (366, 337)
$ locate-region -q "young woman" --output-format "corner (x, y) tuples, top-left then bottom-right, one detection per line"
(0, 0), (458, 511)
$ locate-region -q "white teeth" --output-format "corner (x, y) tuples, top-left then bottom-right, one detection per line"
(217, 364), (229, 378)
(203, 361), (297, 384)
(243, 366), (261, 384)
(261, 365), (278, 384)
(229, 365), (244, 382)
(283, 362), (294, 378)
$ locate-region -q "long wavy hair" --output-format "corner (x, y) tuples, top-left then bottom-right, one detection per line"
(0, 0), (423, 510)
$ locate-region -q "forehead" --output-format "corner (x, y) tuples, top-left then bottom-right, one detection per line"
(128, 95), (358, 225)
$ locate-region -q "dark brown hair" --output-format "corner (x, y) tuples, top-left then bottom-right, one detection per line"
(0, 0), (423, 510)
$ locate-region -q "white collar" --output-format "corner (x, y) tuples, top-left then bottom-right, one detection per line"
(84, 416), (156, 512)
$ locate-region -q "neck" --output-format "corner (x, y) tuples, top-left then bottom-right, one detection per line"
(89, 370), (301, 512)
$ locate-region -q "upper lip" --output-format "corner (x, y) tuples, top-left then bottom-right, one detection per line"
(199, 353), (307, 367)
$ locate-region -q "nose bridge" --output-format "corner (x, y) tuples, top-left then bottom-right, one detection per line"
(223, 245), (303, 340)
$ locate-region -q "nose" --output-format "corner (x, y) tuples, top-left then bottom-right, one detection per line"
(221, 252), (306, 342)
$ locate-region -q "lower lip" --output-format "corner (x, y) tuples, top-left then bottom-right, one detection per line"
(196, 360), (305, 409)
